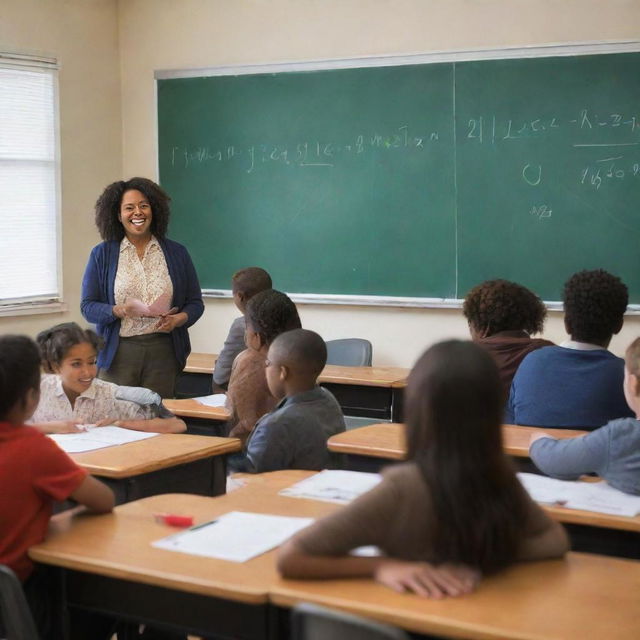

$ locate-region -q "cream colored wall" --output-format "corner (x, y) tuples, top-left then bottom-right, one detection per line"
(117, 0), (640, 366)
(9, 1), (637, 366)
(0, 0), (121, 337)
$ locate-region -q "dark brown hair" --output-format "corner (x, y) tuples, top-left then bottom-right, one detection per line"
(563, 269), (628, 344)
(232, 267), (273, 299)
(463, 279), (547, 336)
(94, 177), (171, 241)
(245, 290), (301, 348)
(405, 340), (528, 574)
(0, 336), (41, 419)
(37, 323), (104, 373)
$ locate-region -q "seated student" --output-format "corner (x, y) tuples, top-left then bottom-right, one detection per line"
(230, 329), (346, 473)
(278, 340), (568, 598)
(506, 269), (633, 429)
(226, 289), (301, 444)
(212, 266), (272, 393)
(29, 323), (186, 434)
(528, 336), (640, 495)
(0, 335), (114, 638)
(463, 279), (553, 394)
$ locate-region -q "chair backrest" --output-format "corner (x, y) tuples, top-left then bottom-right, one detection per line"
(0, 565), (39, 640)
(292, 602), (409, 640)
(325, 339), (373, 367)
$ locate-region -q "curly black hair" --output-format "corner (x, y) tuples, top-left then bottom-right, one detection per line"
(0, 335), (41, 419)
(463, 279), (547, 336)
(37, 322), (104, 373)
(245, 289), (302, 348)
(563, 270), (628, 344)
(94, 177), (171, 241)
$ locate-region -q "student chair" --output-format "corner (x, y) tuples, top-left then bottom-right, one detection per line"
(0, 565), (39, 640)
(292, 602), (409, 640)
(325, 339), (373, 367)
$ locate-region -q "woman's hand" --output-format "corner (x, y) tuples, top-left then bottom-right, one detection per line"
(155, 311), (188, 333)
(373, 560), (480, 598)
(35, 420), (83, 434)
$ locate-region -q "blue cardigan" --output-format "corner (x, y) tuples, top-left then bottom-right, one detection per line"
(81, 238), (204, 371)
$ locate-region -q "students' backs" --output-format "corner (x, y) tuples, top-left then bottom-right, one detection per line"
(507, 346), (633, 429)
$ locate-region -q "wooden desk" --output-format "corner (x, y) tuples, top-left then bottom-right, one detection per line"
(32, 470), (640, 640)
(328, 422), (588, 462)
(31, 471), (331, 639)
(180, 352), (409, 421)
(162, 398), (231, 437)
(70, 434), (240, 503)
(271, 552), (640, 640)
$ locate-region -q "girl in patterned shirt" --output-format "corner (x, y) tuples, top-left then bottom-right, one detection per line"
(29, 322), (185, 434)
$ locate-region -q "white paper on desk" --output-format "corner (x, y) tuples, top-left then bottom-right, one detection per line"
(280, 469), (382, 504)
(152, 511), (314, 563)
(194, 394), (227, 408)
(518, 472), (640, 517)
(49, 426), (159, 454)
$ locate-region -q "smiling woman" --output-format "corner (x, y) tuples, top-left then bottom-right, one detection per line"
(80, 177), (204, 397)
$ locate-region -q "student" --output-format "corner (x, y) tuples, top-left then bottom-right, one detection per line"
(506, 269), (633, 429)
(463, 279), (553, 394)
(29, 323), (186, 434)
(278, 340), (568, 598)
(528, 336), (640, 495)
(226, 289), (301, 443)
(0, 335), (114, 637)
(212, 266), (272, 392)
(232, 329), (346, 473)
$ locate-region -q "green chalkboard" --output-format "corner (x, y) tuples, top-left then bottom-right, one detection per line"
(157, 50), (640, 304)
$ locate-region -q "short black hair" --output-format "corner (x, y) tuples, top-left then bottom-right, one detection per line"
(94, 177), (171, 241)
(270, 329), (327, 377)
(232, 267), (272, 299)
(0, 336), (41, 419)
(245, 289), (301, 347)
(563, 270), (628, 343)
(37, 322), (104, 373)
(463, 279), (547, 336)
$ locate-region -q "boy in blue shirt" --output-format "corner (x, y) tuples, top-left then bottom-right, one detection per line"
(506, 269), (633, 429)
(231, 329), (345, 473)
(528, 337), (640, 495)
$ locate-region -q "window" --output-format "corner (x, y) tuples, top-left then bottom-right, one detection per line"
(0, 53), (61, 313)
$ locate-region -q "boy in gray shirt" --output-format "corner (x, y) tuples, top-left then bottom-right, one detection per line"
(212, 267), (272, 391)
(528, 337), (640, 495)
(233, 329), (346, 473)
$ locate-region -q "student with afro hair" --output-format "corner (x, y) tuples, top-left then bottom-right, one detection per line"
(506, 270), (633, 430)
(463, 279), (553, 394)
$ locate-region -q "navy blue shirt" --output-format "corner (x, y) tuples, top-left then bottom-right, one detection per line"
(506, 346), (633, 430)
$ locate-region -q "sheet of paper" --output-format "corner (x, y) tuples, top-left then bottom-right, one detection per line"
(518, 472), (640, 517)
(152, 511), (314, 562)
(194, 394), (227, 408)
(280, 469), (382, 504)
(49, 426), (159, 454)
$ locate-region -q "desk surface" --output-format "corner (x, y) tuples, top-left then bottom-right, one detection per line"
(70, 433), (240, 478)
(163, 397), (232, 421)
(31, 470), (330, 605)
(327, 424), (640, 532)
(327, 422), (588, 460)
(184, 352), (409, 388)
(33, 470), (640, 640)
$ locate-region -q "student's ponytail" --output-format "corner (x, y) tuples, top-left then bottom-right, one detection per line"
(0, 336), (41, 419)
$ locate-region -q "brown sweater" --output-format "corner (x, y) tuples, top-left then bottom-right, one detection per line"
(475, 331), (554, 396)
(226, 348), (277, 444)
(294, 463), (558, 563)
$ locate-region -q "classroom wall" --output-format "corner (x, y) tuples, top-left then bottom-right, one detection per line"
(4, 1), (639, 367)
(0, 0), (122, 338)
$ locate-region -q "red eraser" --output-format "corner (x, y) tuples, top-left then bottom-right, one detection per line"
(154, 513), (194, 527)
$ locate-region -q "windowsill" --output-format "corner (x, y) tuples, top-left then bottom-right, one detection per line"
(0, 301), (68, 317)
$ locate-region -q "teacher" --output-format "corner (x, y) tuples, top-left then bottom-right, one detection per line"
(81, 177), (204, 398)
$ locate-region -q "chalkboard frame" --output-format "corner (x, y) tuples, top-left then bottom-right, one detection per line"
(155, 40), (640, 312)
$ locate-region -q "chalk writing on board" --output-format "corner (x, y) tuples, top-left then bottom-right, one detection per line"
(530, 205), (552, 220)
(579, 158), (640, 190)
